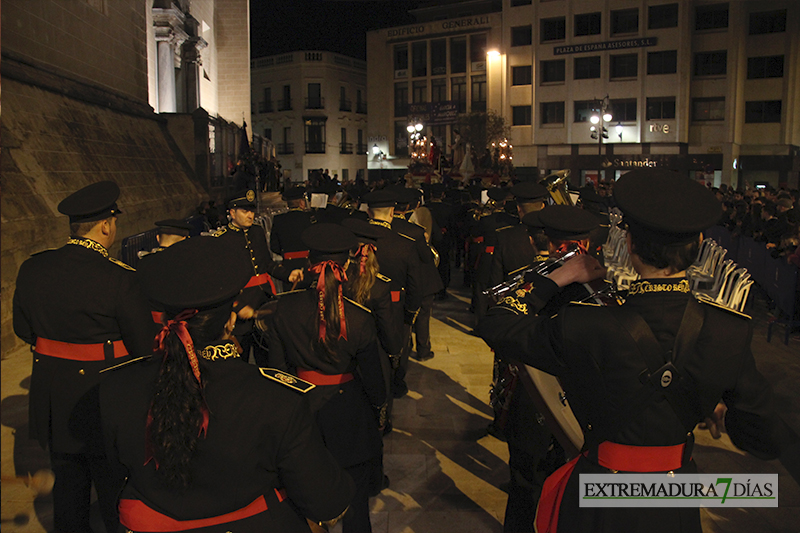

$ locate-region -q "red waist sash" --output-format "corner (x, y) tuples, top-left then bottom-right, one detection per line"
(283, 250), (309, 260)
(120, 495), (270, 532)
(35, 338), (129, 361)
(536, 441), (686, 533)
(244, 272), (277, 294)
(297, 368), (354, 386)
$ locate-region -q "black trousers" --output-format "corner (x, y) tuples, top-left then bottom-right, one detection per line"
(50, 450), (121, 533)
(412, 295), (435, 358)
(342, 457), (381, 533)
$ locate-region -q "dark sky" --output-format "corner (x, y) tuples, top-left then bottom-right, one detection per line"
(250, 0), (422, 60)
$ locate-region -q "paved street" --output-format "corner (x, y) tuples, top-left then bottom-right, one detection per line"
(2, 271), (798, 532)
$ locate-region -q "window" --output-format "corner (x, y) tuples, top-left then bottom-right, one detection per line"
(512, 105), (532, 126)
(611, 9), (638, 34)
(610, 54), (638, 78)
(745, 100), (782, 123)
(647, 50), (677, 75)
(451, 37), (467, 73)
(575, 13), (601, 36)
(304, 118), (326, 154)
(394, 82), (408, 116)
(412, 41), (427, 77)
(749, 10), (786, 35)
(339, 86), (351, 111)
(540, 18), (565, 42)
(695, 4), (728, 31)
(692, 97), (725, 121)
(431, 39), (447, 75)
(511, 25), (533, 46)
(694, 51), (727, 76)
(747, 56), (784, 79)
(541, 59), (565, 83)
(357, 129), (365, 154)
(574, 101), (596, 123)
(356, 89), (366, 114)
(610, 99), (637, 121)
(394, 44), (408, 71)
(412, 81), (427, 104)
(540, 102), (565, 125)
(471, 75), (486, 111)
(649, 4), (678, 29)
(394, 121), (409, 156)
(574, 56), (601, 79)
(341, 169), (349, 182)
(306, 83), (323, 109)
(263, 128), (272, 140)
(470, 33), (487, 63)
(646, 97), (676, 120)
(511, 0), (531, 5)
(340, 128), (352, 154)
(260, 87), (272, 113)
(432, 78), (447, 102)
(280, 85), (292, 111)
(512, 65), (532, 85)
(452, 77), (467, 113)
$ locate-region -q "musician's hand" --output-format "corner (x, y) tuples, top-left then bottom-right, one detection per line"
(548, 255), (606, 287)
(289, 269), (304, 283)
(698, 402), (727, 439)
(237, 305), (255, 320)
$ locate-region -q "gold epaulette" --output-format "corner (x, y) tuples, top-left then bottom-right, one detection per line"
(259, 368), (316, 393)
(344, 296), (372, 313)
(376, 273), (391, 283)
(397, 232), (415, 241)
(694, 293), (751, 320)
(210, 226), (227, 237)
(109, 257), (136, 271)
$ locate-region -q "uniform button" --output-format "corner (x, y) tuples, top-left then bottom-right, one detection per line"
(34, 358), (39, 363)
(79, 369), (85, 375)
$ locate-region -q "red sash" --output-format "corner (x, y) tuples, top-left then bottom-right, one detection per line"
(120, 495), (270, 531)
(283, 250), (309, 260)
(35, 338), (128, 361)
(297, 368), (354, 386)
(535, 442), (686, 533)
(244, 272), (277, 294)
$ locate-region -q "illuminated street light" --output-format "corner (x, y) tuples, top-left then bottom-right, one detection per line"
(590, 115), (600, 125)
(372, 143), (380, 155)
(415, 123), (423, 132)
(407, 124), (415, 133)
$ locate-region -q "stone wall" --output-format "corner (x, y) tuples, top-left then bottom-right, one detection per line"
(215, 0), (251, 131)
(1, 78), (207, 363)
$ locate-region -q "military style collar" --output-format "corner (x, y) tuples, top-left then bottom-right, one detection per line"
(227, 222), (245, 232)
(198, 342), (239, 361)
(67, 237), (109, 258)
(627, 278), (691, 297)
(368, 219), (392, 230)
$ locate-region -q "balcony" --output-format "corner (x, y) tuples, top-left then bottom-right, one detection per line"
(305, 142), (326, 154)
(356, 101), (367, 114)
(258, 101), (273, 114)
(356, 143), (368, 155)
(278, 98), (292, 111)
(340, 142), (353, 154)
(305, 97), (325, 109)
(277, 143), (294, 155)
(339, 99), (352, 112)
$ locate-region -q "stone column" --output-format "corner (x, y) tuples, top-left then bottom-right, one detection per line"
(152, 6), (188, 114)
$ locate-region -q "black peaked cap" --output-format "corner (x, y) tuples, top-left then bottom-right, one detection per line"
(302, 223), (358, 254)
(363, 189), (398, 208)
(155, 219), (192, 236)
(342, 218), (386, 243)
(538, 205), (598, 241)
(57, 181), (122, 223)
(138, 236), (251, 311)
(511, 182), (549, 202)
(488, 188), (511, 201)
(283, 186), (306, 200)
(226, 189), (257, 210)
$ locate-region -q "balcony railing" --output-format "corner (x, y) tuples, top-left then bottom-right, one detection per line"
(278, 98), (292, 111)
(305, 142), (326, 154)
(356, 101), (367, 114)
(340, 142), (353, 154)
(356, 143), (368, 154)
(277, 143), (294, 154)
(339, 99), (352, 112)
(305, 97), (325, 109)
(258, 101), (273, 113)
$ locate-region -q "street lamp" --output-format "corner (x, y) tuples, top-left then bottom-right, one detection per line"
(372, 143), (380, 156)
(615, 122), (623, 141)
(589, 95), (612, 181)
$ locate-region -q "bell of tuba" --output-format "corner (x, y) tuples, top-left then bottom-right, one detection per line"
(539, 169), (573, 206)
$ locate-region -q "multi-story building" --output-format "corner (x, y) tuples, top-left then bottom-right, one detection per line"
(367, 0), (799, 189)
(251, 51), (369, 184)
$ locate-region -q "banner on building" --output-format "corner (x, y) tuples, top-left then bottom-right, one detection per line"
(408, 101), (459, 126)
(554, 37), (658, 56)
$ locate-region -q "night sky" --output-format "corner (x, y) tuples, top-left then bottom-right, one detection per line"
(250, 0), (422, 60)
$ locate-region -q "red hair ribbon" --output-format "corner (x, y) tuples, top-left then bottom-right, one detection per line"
(309, 261), (349, 341)
(356, 243), (377, 275)
(145, 308), (210, 468)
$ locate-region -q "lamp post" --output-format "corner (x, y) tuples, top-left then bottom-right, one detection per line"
(589, 95), (612, 182)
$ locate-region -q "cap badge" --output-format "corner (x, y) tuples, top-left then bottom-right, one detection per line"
(246, 190), (256, 202)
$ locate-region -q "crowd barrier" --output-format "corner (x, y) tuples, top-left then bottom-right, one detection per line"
(704, 226), (798, 345)
(120, 215), (205, 270)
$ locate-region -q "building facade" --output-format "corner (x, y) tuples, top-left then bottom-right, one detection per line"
(251, 51), (369, 184)
(367, 0), (799, 188)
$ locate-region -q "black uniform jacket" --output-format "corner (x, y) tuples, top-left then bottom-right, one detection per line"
(392, 215), (444, 297)
(426, 200), (455, 252)
(479, 276), (797, 532)
(270, 209), (314, 271)
(213, 223), (292, 333)
(345, 265), (403, 356)
(474, 211), (519, 315)
(100, 353), (354, 529)
(13, 238), (155, 453)
(369, 220), (423, 324)
(268, 290), (386, 468)
(488, 224), (541, 290)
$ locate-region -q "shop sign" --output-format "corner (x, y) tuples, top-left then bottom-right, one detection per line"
(407, 101), (459, 126)
(554, 37), (657, 55)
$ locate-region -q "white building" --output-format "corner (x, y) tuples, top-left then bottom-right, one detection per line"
(367, 0), (799, 188)
(251, 51), (369, 184)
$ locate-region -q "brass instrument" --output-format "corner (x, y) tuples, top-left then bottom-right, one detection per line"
(430, 243), (441, 268)
(484, 245), (583, 304)
(539, 169), (573, 206)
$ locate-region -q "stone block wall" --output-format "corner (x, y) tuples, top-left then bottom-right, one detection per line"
(215, 0), (251, 130)
(1, 79), (207, 362)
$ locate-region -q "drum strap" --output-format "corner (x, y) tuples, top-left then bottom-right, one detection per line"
(585, 299), (705, 462)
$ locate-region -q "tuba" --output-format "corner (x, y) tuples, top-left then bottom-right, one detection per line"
(539, 169), (573, 206)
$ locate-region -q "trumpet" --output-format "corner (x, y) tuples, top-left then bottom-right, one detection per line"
(484, 245), (583, 304)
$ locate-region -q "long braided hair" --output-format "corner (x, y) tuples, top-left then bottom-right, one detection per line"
(308, 252), (350, 363)
(346, 242), (379, 305)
